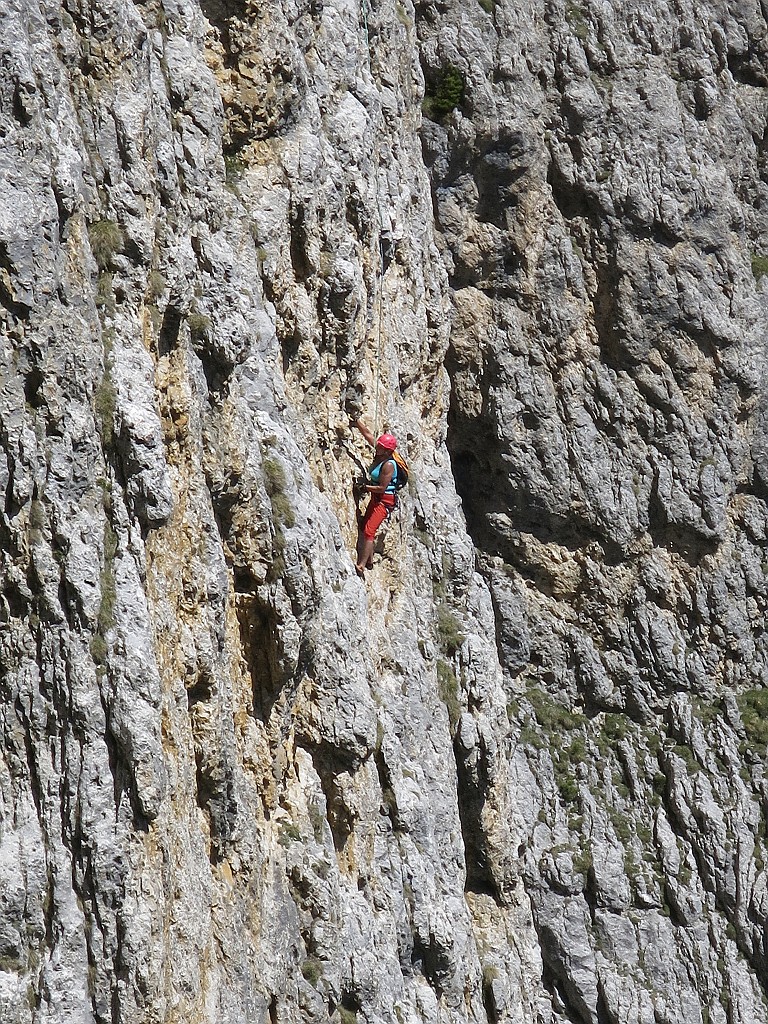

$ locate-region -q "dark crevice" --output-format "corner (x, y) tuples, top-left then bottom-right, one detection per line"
(473, 139), (530, 228)
(121, 235), (145, 267)
(188, 671), (238, 862)
(448, 247), (522, 294)
(26, 555), (62, 627)
(233, 565), (258, 593)
(647, 482), (720, 565)
(454, 734), (502, 905)
(57, 575), (78, 630)
(289, 201), (312, 283)
(102, 695), (150, 832)
(748, 462), (768, 502)
(236, 592), (283, 723)
(157, 307), (181, 357)
(374, 744), (402, 831)
(182, 299), (236, 398)
(52, 180), (70, 241)
(0, 242), (32, 320)
(310, 745), (355, 853)
(728, 51), (768, 88)
(16, 697), (44, 822)
(411, 929), (453, 998)
(197, 0), (247, 57)
(195, 758), (237, 863)
(482, 972), (500, 1024)
(186, 671), (214, 708)
(340, 991), (362, 1015)
(24, 367), (45, 409)
(592, 259), (632, 371)
(4, 575), (31, 618)
(207, 470), (243, 555)
(660, 879), (689, 928)
(12, 81), (33, 125)
(538, 954), (592, 1024)
(465, 876), (501, 900)
(448, 442), (624, 566)
(280, 328), (301, 375)
(547, 157), (593, 222)
(594, 983), (617, 1024)
(191, 338), (234, 397)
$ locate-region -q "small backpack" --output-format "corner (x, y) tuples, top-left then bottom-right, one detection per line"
(392, 450), (409, 491)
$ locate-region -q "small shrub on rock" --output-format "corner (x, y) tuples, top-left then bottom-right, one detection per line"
(423, 64), (465, 121)
(738, 689), (768, 747)
(437, 658), (461, 729)
(89, 219), (124, 270)
(187, 311), (212, 340)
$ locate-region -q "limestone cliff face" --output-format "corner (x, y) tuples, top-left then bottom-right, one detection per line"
(423, 2), (768, 1020)
(1, 0), (768, 1023)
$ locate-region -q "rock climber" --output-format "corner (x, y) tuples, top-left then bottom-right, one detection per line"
(351, 418), (399, 577)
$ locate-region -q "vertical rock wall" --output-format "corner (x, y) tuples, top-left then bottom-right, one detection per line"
(419, 0), (768, 1021)
(0, 0), (536, 1022)
(1, 0), (768, 1023)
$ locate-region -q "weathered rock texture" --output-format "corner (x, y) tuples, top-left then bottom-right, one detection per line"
(1, 0), (768, 1023)
(425, 2), (768, 1020)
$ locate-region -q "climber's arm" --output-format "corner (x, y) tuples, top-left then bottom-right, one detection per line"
(353, 418), (376, 447)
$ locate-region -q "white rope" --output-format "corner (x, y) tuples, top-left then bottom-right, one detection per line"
(374, 238), (384, 438)
(361, 0), (385, 438)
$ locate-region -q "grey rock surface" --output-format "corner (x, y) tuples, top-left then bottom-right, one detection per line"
(424, 0), (768, 1019)
(1, 0), (768, 1022)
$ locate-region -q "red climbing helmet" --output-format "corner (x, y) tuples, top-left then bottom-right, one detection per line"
(376, 432), (398, 451)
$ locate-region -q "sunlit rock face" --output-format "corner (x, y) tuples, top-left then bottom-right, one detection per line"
(1, 0), (768, 1022)
(422, 1), (768, 1020)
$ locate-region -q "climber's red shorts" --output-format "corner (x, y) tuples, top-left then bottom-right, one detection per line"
(361, 495), (396, 540)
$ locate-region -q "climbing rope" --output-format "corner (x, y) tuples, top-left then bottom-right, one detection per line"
(360, 0), (385, 438)
(374, 237), (384, 438)
(361, 0), (371, 51)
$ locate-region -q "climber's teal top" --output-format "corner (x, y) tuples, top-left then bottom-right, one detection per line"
(369, 459), (398, 496)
